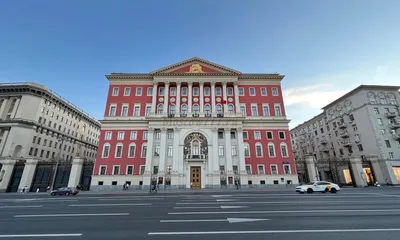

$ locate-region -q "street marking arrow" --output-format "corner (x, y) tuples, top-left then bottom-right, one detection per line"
(160, 218), (269, 223)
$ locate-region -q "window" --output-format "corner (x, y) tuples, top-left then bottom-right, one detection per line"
(128, 144), (136, 158)
(135, 87), (142, 96)
(109, 105), (116, 116)
(263, 105), (270, 116)
(279, 131), (285, 139)
(124, 88), (131, 96)
(105, 132), (112, 140)
(272, 87), (279, 96)
(158, 87), (164, 96)
(193, 104), (199, 115)
(270, 165), (278, 174)
(389, 152), (395, 159)
(274, 104), (282, 116)
(215, 87), (222, 96)
(121, 105), (128, 116)
(147, 87), (153, 96)
(146, 106), (151, 116)
(246, 165), (251, 174)
(254, 131), (261, 140)
(238, 88), (244, 96)
(134, 105), (140, 116)
(143, 131), (148, 140)
(169, 105), (176, 115)
(251, 105), (258, 116)
(140, 166), (145, 175)
(204, 104), (211, 115)
(231, 146), (237, 156)
(102, 144), (110, 158)
(168, 145), (173, 156)
(240, 105), (246, 116)
(170, 87), (176, 96)
(112, 87), (119, 96)
(193, 87), (199, 96)
(115, 144), (123, 158)
(113, 166), (120, 175)
(167, 131), (174, 139)
(218, 146), (224, 156)
(266, 131), (273, 139)
(268, 143), (276, 157)
(100, 166), (106, 175)
(255, 143), (263, 157)
(181, 104), (187, 115)
(228, 104), (234, 114)
(155, 131), (161, 139)
(216, 104), (223, 113)
(243, 131), (248, 139)
(157, 104), (163, 114)
(181, 87), (188, 96)
(258, 165), (265, 174)
(377, 118), (383, 125)
(357, 144), (364, 151)
(117, 131), (124, 140)
(126, 166), (134, 175)
(261, 88), (267, 96)
(283, 164), (291, 174)
(227, 87), (233, 96)
(204, 87), (210, 96)
(249, 88), (255, 96)
(244, 144), (250, 157)
(280, 143), (288, 157)
(154, 146), (160, 156)
(141, 145), (147, 157)
(385, 140), (391, 148)
(374, 108), (380, 114)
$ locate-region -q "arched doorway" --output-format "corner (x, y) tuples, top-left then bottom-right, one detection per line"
(183, 132), (208, 189)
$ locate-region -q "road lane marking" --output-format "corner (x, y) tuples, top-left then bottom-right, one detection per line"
(174, 206), (248, 209)
(0, 234), (82, 238)
(14, 213), (130, 218)
(168, 209), (400, 215)
(0, 205), (43, 208)
(148, 228), (400, 235)
(160, 218), (269, 223)
(216, 199), (236, 202)
(176, 200), (400, 205)
(68, 203), (151, 207)
(211, 195), (233, 198)
(98, 198), (164, 201)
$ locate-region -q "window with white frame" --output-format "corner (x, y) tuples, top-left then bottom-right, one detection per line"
(124, 87), (131, 96)
(170, 87), (176, 96)
(158, 87), (164, 96)
(231, 146), (237, 156)
(218, 146), (224, 156)
(216, 104), (223, 113)
(283, 164), (291, 174)
(140, 165), (145, 175)
(215, 87), (222, 96)
(128, 144), (136, 158)
(117, 131), (124, 140)
(240, 105), (246, 116)
(228, 104), (234, 114)
(249, 88), (255, 96)
(121, 105), (128, 116)
(389, 152), (395, 159)
(147, 87), (153, 96)
(263, 105), (270, 116)
(244, 144), (250, 157)
(155, 130), (161, 139)
(272, 87), (279, 96)
(266, 131), (273, 139)
(268, 143), (276, 157)
(181, 104), (187, 115)
(109, 105), (116, 116)
(167, 131), (174, 139)
(261, 88), (267, 96)
(204, 87), (210, 96)
(126, 166), (134, 175)
(115, 143), (123, 158)
(141, 145), (147, 157)
(239, 88), (244, 96)
(112, 87), (119, 96)
(134, 105), (140, 116)
(227, 87), (233, 96)
(181, 87), (187, 96)
(193, 87), (199, 96)
(246, 165), (251, 174)
(274, 104), (282, 116)
(251, 105), (258, 116)
(255, 143), (263, 157)
(157, 104), (163, 114)
(143, 131), (148, 140)
(154, 146), (160, 156)
(99, 166), (106, 175)
(146, 106), (151, 116)
(258, 165), (265, 174)
(169, 105), (176, 115)
(136, 87), (142, 96)
(102, 144), (110, 158)
(254, 131), (261, 140)
(168, 145), (173, 156)
(105, 132), (112, 140)
(243, 131), (248, 139)
(270, 165), (278, 174)
(280, 143), (288, 157)
(279, 131), (285, 139)
(204, 104), (211, 115)
(113, 165), (120, 175)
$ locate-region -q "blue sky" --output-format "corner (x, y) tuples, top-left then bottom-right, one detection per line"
(1, 1), (399, 128)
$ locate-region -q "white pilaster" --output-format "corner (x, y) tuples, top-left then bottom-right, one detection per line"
(163, 82), (170, 114)
(158, 128), (167, 173)
(11, 98), (20, 118)
(172, 129), (180, 172)
(212, 128), (219, 172)
(224, 127), (233, 172)
(234, 82), (240, 114)
(188, 82), (193, 115)
(67, 158), (84, 188)
(222, 81), (228, 113)
(211, 81), (216, 116)
(144, 128), (155, 173)
(151, 82), (158, 114)
(175, 82), (181, 117)
(18, 159), (38, 191)
(0, 98), (8, 119)
(237, 128), (246, 172)
(199, 82), (204, 116)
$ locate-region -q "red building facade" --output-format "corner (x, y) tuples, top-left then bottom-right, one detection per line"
(91, 58), (297, 190)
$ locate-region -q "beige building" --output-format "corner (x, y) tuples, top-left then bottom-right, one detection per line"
(291, 85), (400, 186)
(0, 82), (101, 192)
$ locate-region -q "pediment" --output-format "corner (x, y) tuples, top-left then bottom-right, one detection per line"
(150, 57), (241, 75)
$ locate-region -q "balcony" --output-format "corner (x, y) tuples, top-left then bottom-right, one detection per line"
(204, 112), (212, 117)
(340, 132), (349, 138)
(337, 122), (347, 129)
(184, 154), (208, 160)
(389, 122), (400, 129)
(192, 113), (199, 118)
(180, 113), (187, 117)
(168, 112), (175, 118)
(217, 113), (224, 118)
(320, 138), (328, 145)
(385, 112), (397, 118)
(342, 140), (352, 147)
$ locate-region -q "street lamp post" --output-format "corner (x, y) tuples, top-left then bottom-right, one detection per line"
(50, 136), (65, 191)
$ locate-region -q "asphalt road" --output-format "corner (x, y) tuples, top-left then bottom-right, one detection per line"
(1, 188), (400, 239)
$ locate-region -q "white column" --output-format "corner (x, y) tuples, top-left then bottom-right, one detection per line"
(11, 98), (20, 118)
(234, 82), (240, 114)
(163, 82), (170, 114)
(151, 82), (158, 114)
(0, 98), (8, 119)
(144, 128), (155, 173)
(67, 158), (84, 187)
(199, 82), (204, 115)
(222, 81), (228, 113)
(212, 128), (219, 173)
(224, 127), (233, 172)
(211, 81), (216, 116)
(237, 128), (246, 172)
(18, 159), (38, 191)
(0, 159), (16, 192)
(158, 128), (167, 173)
(175, 82), (181, 117)
(172, 129), (180, 172)
(188, 82), (193, 115)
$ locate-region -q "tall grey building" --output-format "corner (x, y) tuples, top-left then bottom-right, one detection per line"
(290, 85), (400, 186)
(0, 82), (101, 192)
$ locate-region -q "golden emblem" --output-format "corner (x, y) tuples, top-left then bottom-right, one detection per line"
(188, 64), (204, 73)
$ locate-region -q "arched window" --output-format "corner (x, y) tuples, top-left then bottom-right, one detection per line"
(228, 104), (234, 114)
(191, 140), (200, 155)
(193, 104), (199, 115)
(181, 104), (187, 116)
(102, 143), (110, 158)
(157, 104), (163, 114)
(204, 104), (211, 116)
(216, 104), (223, 113)
(268, 143), (276, 157)
(280, 143), (288, 157)
(8, 99), (17, 114)
(115, 143), (123, 158)
(169, 105), (176, 115)
(128, 143), (136, 158)
(255, 142), (263, 157)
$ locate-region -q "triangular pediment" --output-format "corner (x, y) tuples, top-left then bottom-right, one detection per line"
(150, 57), (241, 75)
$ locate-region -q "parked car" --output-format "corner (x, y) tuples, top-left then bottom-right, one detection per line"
(50, 187), (80, 196)
(296, 181), (340, 194)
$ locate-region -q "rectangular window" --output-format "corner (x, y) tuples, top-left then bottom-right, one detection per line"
(270, 165), (278, 174)
(281, 144), (288, 157)
(204, 87), (210, 96)
(251, 105), (258, 116)
(249, 88), (255, 96)
(218, 146), (224, 156)
(266, 131), (273, 139)
(254, 131), (261, 140)
(146, 106), (151, 116)
(112, 87), (119, 96)
(105, 131), (112, 140)
(117, 131), (124, 140)
(246, 165), (251, 174)
(115, 145), (123, 158)
(268, 145), (275, 157)
(127, 166), (134, 175)
(274, 104), (282, 116)
(147, 87), (153, 96)
(124, 88), (131, 96)
(385, 140), (391, 148)
(389, 152), (395, 159)
(193, 87), (199, 96)
(141, 146), (147, 157)
(231, 146), (237, 156)
(263, 105), (270, 116)
(238, 88), (244, 96)
(130, 131), (137, 140)
(374, 108), (379, 114)
(121, 105), (128, 116)
(256, 145), (262, 157)
(215, 87), (222, 96)
(113, 166), (120, 175)
(260, 88), (267, 96)
(258, 165), (265, 174)
(140, 166), (145, 175)
(136, 87), (142, 96)
(102, 145), (110, 158)
(272, 87), (279, 96)
(159, 87), (165, 96)
(155, 146), (160, 156)
(279, 131), (285, 139)
(100, 166), (106, 175)
(109, 105), (116, 116)
(168, 145), (173, 156)
(143, 132), (148, 140)
(240, 105), (246, 117)
(284, 164), (291, 174)
(244, 144), (250, 157)
(170, 87), (177, 96)
(227, 87), (233, 96)
(128, 145), (136, 158)
(243, 132), (248, 139)
(134, 105), (140, 116)
(181, 87), (187, 96)
(167, 131), (174, 139)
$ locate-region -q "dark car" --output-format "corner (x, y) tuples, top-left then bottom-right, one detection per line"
(50, 187), (79, 196)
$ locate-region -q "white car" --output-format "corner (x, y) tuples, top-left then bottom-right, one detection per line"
(296, 181), (340, 194)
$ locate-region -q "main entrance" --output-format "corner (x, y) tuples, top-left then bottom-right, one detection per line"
(190, 166), (201, 189)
